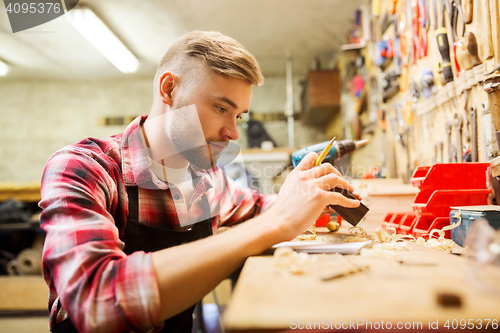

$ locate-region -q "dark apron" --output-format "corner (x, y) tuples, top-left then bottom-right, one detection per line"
(52, 186), (213, 333)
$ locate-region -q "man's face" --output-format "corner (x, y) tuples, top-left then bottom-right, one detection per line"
(169, 71), (252, 170)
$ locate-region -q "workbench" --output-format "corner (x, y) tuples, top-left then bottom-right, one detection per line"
(223, 180), (500, 332)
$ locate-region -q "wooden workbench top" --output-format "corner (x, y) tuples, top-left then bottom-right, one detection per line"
(224, 243), (500, 331)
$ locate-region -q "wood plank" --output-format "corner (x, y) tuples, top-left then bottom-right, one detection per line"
(0, 317), (49, 333)
(0, 182), (41, 202)
(0, 276), (48, 311)
(224, 245), (500, 331)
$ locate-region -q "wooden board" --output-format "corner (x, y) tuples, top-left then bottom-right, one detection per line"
(0, 276), (48, 311)
(0, 182), (41, 202)
(224, 245), (500, 331)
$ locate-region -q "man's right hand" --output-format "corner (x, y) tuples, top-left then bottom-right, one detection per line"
(264, 152), (361, 242)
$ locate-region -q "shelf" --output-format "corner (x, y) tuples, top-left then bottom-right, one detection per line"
(0, 221), (41, 232)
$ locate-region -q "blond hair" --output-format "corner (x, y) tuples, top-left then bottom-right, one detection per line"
(157, 31), (264, 87)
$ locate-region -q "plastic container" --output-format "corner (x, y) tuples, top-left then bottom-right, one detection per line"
(383, 163), (491, 240)
(450, 206), (500, 246)
(411, 216), (450, 239)
(397, 214), (417, 235)
(412, 189), (491, 217)
(410, 163), (489, 191)
(315, 213), (342, 227)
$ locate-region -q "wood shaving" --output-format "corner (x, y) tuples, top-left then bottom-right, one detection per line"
(375, 227), (415, 243)
(349, 226), (367, 236)
(416, 211), (462, 253)
(273, 247), (316, 275)
(346, 226), (370, 242)
(360, 242), (411, 259)
(296, 224), (317, 240)
(347, 226), (369, 242)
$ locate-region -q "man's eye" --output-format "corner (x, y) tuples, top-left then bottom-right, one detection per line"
(236, 115), (243, 120)
(217, 106), (226, 113)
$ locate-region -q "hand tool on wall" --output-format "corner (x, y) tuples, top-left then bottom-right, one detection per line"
(456, 40), (473, 72)
(432, 0), (438, 30)
(453, 43), (461, 76)
(291, 139), (369, 167)
(440, 141), (445, 162)
(489, 0), (500, 67)
(388, 0), (398, 15)
(463, 0), (473, 24)
(379, 108), (387, 168)
(450, 0), (466, 42)
(423, 0), (431, 30)
(390, 114), (406, 149)
(453, 113), (463, 162)
(381, 70), (400, 102)
(448, 0), (466, 77)
(471, 105), (478, 162)
(413, 0), (429, 61)
(484, 77), (500, 152)
(465, 32), (482, 67)
(481, 102), (500, 160)
(476, 0), (494, 62)
(421, 68), (438, 97)
(446, 121), (454, 162)
(462, 90), (471, 144)
(436, 0), (454, 84)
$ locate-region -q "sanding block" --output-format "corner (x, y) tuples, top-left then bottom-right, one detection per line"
(329, 187), (369, 226)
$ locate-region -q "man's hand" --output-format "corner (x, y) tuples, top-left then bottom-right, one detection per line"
(265, 152), (361, 241)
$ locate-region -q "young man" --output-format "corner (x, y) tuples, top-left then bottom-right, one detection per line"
(39, 31), (361, 333)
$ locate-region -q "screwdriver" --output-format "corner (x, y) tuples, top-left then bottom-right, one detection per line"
(436, 27), (454, 84)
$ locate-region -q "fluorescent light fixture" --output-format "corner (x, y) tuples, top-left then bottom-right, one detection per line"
(0, 60), (8, 76)
(67, 7), (139, 73)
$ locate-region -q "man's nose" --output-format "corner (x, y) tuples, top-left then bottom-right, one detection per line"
(221, 119), (239, 141)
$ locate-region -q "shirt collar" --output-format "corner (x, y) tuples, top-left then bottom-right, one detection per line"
(120, 115), (216, 192)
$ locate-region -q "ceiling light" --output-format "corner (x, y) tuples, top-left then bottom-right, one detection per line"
(0, 61), (8, 76)
(67, 7), (139, 73)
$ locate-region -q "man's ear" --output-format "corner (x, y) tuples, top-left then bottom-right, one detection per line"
(159, 72), (176, 106)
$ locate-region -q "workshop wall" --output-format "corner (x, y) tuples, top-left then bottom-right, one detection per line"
(332, 0), (500, 181)
(0, 78), (153, 183)
(0, 75), (314, 183)
(249, 76), (303, 114)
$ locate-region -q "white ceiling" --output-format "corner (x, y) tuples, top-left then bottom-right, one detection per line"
(0, 0), (364, 80)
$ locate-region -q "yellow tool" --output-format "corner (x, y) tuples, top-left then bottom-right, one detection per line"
(314, 137), (336, 167)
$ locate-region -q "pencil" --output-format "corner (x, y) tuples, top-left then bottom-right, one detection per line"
(314, 137), (336, 167)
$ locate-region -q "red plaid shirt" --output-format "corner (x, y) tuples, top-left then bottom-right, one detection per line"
(39, 116), (276, 333)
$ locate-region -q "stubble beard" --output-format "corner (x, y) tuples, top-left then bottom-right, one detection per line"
(167, 101), (223, 170)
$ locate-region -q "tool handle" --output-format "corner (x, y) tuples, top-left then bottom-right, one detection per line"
(463, 0), (473, 24)
(436, 28), (454, 83)
(436, 28), (451, 63)
(465, 32), (482, 67)
(457, 42), (473, 71)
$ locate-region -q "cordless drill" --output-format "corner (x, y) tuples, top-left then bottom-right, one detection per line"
(292, 139), (369, 167)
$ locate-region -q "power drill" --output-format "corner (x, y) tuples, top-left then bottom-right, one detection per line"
(292, 139), (369, 167)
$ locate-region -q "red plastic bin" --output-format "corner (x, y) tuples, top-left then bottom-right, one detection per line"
(397, 214), (417, 235)
(412, 189), (491, 217)
(410, 163), (489, 191)
(410, 216), (451, 239)
(315, 213), (342, 227)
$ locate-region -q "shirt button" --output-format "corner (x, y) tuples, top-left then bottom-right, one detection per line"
(173, 194), (181, 200)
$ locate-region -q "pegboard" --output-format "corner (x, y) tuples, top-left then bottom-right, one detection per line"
(364, 0), (500, 180)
